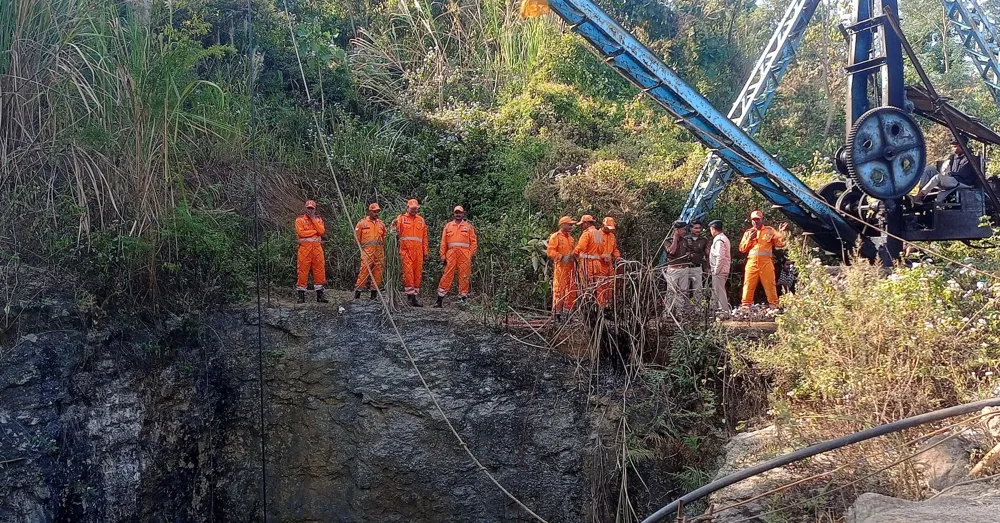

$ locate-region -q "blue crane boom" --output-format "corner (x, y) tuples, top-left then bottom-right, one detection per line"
(542, 0), (856, 250)
(943, 0), (1000, 107)
(680, 0), (821, 224)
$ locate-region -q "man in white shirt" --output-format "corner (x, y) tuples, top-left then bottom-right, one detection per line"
(708, 220), (732, 314)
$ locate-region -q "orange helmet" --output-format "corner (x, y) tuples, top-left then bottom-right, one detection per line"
(558, 216), (575, 226)
(368, 203), (381, 212)
(602, 217), (616, 230)
(578, 214), (596, 225)
(406, 199), (419, 209)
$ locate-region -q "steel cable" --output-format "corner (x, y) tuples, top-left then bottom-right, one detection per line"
(277, 2), (549, 520)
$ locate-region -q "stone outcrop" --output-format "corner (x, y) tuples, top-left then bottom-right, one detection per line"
(847, 484), (1000, 523)
(1, 298), (593, 522)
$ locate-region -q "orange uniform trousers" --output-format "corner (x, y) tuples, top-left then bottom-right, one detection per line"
(552, 261), (577, 311)
(742, 255), (778, 306)
(595, 259), (617, 308)
(354, 218), (387, 291)
(438, 247), (472, 298)
(547, 231), (577, 313)
(354, 246), (385, 291)
(400, 244), (425, 296)
(296, 240), (326, 291)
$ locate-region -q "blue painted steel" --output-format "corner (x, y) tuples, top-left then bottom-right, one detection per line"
(882, 1), (905, 109)
(679, 0), (821, 224)
(845, 1), (905, 124)
(848, 0), (875, 128)
(545, 0), (856, 245)
(943, 0), (1000, 107)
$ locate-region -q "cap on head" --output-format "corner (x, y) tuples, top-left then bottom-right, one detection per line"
(578, 214), (596, 225)
(305, 200), (317, 209)
(708, 219), (723, 229)
(950, 135), (968, 146)
(602, 217), (616, 230)
(558, 216), (575, 226)
(407, 199), (419, 209)
(453, 205), (465, 213)
(750, 210), (764, 219)
(368, 203), (381, 212)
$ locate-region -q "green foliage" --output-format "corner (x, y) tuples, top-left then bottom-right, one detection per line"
(61, 205), (252, 317)
(752, 258), (1000, 425)
(9, 0), (1000, 319)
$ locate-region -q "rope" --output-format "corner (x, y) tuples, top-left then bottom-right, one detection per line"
(246, 1), (268, 519)
(278, 3), (548, 520)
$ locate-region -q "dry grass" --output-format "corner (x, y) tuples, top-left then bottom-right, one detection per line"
(349, 0), (552, 112)
(1, 0), (234, 245)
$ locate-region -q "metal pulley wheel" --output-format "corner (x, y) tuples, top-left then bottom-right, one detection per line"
(818, 180), (848, 206)
(836, 187), (879, 236)
(845, 106), (926, 200)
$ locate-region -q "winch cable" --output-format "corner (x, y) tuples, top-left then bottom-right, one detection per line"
(246, 0), (269, 520)
(276, 2), (549, 521)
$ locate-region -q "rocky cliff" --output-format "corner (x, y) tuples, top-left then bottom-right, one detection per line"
(1, 296), (595, 522)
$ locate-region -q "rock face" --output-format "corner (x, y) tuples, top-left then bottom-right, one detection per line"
(847, 484), (1000, 523)
(0, 298), (592, 522)
(703, 426), (797, 522)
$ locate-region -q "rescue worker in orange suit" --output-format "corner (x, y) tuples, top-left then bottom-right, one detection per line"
(296, 200), (329, 303)
(596, 217), (621, 308)
(392, 199), (429, 307)
(354, 203), (387, 301)
(738, 210), (787, 309)
(435, 206), (478, 308)
(546, 216), (577, 320)
(573, 215), (605, 307)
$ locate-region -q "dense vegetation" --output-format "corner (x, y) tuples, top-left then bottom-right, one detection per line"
(3, 0), (999, 313)
(4, 0), (1000, 518)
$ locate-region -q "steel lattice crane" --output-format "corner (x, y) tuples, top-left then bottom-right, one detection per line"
(525, 0), (1000, 262)
(679, 0), (821, 225)
(944, 0), (1000, 107)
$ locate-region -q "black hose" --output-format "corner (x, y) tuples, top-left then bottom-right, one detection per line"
(641, 397), (1000, 523)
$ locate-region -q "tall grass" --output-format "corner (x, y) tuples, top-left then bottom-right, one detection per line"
(350, 0), (554, 111)
(1, 0), (233, 246)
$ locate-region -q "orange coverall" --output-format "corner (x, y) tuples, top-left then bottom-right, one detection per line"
(354, 216), (387, 291)
(738, 225), (785, 306)
(598, 231), (621, 307)
(393, 214), (429, 296)
(546, 230), (577, 313)
(296, 215), (326, 291)
(574, 228), (617, 307)
(437, 220), (478, 298)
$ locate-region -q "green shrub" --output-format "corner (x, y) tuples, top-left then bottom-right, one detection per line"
(751, 258), (1000, 425)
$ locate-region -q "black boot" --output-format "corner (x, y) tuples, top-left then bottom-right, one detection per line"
(433, 296), (443, 308)
(370, 290), (378, 300)
(408, 295), (423, 308)
(316, 289), (329, 303)
(354, 290), (361, 299)
(297, 290), (306, 303)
